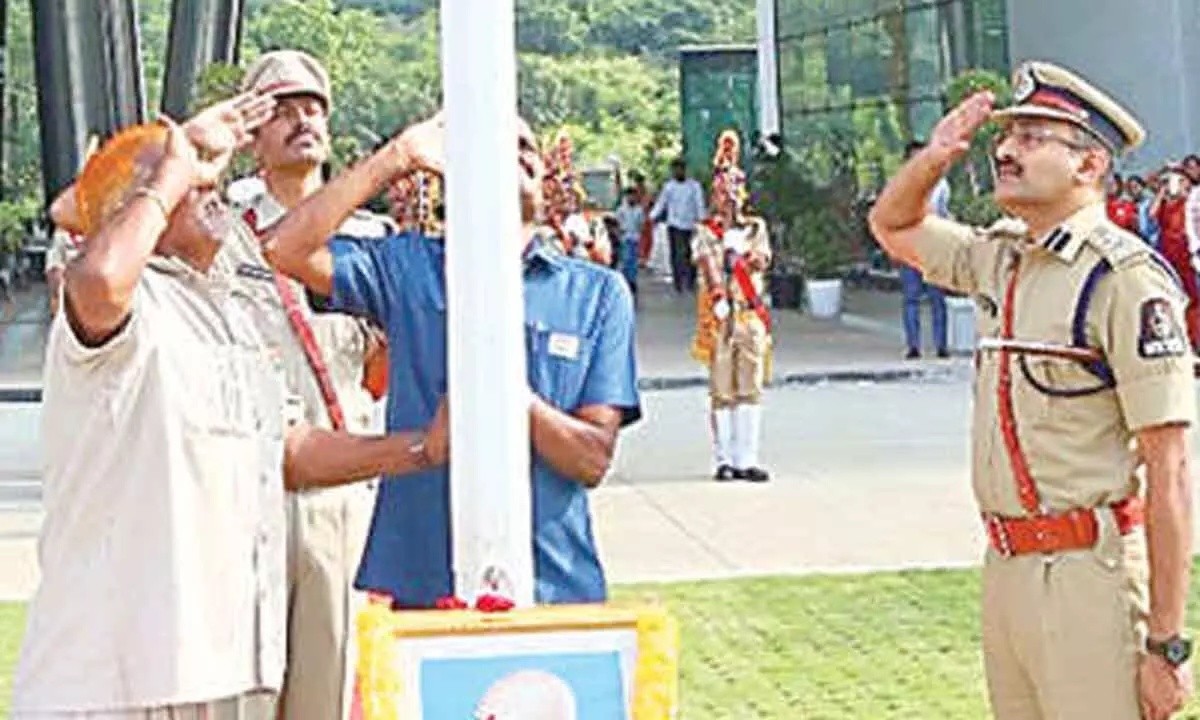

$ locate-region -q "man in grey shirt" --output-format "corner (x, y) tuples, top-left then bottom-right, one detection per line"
(651, 157), (706, 293)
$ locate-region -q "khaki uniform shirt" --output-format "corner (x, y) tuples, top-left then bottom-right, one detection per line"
(219, 191), (394, 435)
(913, 202), (1195, 516)
(14, 257), (288, 713)
(692, 216), (772, 312)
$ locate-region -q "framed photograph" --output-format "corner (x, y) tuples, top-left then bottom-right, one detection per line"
(356, 605), (678, 720)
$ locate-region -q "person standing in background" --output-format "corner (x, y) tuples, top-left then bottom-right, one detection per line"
(1107, 174), (1140, 233)
(651, 158), (706, 293)
(615, 186), (645, 302)
(896, 141), (950, 359)
(1153, 168), (1200, 352)
(631, 171), (655, 267)
(1126, 174), (1159, 247)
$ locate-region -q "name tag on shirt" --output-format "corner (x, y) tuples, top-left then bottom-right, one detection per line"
(548, 332), (580, 360)
(283, 394), (305, 428)
(236, 263), (275, 283)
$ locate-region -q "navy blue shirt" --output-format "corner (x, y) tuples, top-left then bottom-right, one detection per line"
(322, 231), (641, 607)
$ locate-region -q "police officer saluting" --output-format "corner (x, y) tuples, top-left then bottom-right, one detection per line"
(871, 61), (1195, 720)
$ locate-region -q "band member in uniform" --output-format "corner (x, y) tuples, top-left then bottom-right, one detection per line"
(691, 130), (772, 483)
(870, 61), (1195, 720)
(387, 169), (444, 238)
(541, 131), (579, 256)
(541, 131), (610, 265)
(221, 50), (394, 720)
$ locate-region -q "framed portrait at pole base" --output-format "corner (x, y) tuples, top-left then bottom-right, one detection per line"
(355, 603), (679, 720)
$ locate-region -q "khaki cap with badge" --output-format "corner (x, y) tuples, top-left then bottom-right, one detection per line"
(241, 50), (332, 109)
(993, 60), (1145, 155)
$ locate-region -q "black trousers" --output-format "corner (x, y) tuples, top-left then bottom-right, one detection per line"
(667, 226), (696, 293)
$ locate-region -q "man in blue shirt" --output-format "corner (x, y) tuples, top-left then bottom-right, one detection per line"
(263, 113), (642, 608)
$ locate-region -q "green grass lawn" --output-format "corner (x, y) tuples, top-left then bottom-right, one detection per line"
(619, 566), (1200, 719)
(1, 568), (1197, 718)
(0, 602), (24, 715)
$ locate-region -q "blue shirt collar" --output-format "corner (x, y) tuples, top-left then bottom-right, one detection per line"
(523, 233), (564, 273)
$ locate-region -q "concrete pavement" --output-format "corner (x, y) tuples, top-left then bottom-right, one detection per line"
(0, 272), (960, 397)
(0, 380), (988, 601)
(0, 283), (48, 389)
(7, 379), (1200, 602)
(633, 273), (966, 389)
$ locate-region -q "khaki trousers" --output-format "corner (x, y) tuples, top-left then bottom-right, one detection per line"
(709, 314), (767, 408)
(281, 484), (376, 720)
(982, 515), (1148, 720)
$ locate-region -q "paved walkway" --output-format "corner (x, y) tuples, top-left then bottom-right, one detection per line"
(0, 272), (958, 396)
(0, 283), (48, 389)
(634, 273), (963, 388)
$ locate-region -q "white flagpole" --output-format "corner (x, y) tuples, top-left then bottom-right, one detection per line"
(440, 0), (535, 607)
(756, 0), (781, 138)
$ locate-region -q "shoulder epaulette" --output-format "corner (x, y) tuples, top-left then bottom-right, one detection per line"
(1083, 222), (1148, 269)
(984, 217), (1028, 240)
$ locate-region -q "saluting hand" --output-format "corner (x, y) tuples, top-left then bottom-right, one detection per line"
(178, 92), (277, 187)
(387, 111), (446, 179)
(927, 91), (995, 165)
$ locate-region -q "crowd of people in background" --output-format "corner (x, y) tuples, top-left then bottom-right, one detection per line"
(1106, 154), (1200, 352)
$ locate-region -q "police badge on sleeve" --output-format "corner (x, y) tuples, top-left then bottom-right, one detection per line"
(1138, 298), (1188, 358)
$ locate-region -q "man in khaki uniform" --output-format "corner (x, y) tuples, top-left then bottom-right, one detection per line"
(219, 51), (393, 720)
(691, 130), (771, 483)
(870, 61), (1195, 720)
(15, 94), (447, 720)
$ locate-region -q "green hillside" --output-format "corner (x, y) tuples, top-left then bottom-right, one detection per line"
(2, 0), (756, 203)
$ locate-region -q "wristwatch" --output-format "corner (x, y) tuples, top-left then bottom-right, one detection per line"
(1147, 635), (1193, 667)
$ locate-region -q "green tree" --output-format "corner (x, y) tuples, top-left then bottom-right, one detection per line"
(4, 1), (46, 204)
(3, 0), (757, 207)
(945, 68), (1011, 225)
(243, 0), (441, 168)
(517, 0), (589, 56)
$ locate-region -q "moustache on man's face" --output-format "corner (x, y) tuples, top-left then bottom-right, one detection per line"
(993, 157), (1024, 179)
(286, 125), (323, 145)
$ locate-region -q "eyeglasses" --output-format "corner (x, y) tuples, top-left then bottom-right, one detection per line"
(990, 127), (1092, 155)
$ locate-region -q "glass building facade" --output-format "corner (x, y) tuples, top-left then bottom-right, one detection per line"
(777, 0), (1009, 187)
